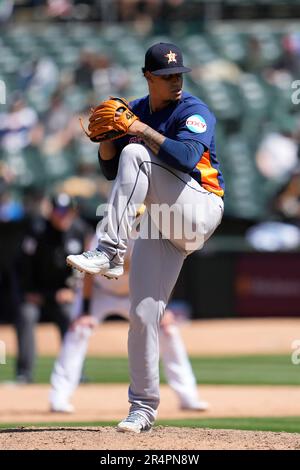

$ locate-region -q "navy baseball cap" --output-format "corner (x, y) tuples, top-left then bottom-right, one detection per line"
(142, 42), (191, 76)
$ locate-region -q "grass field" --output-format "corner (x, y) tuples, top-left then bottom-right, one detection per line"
(2, 353), (300, 440)
(1, 417), (300, 433)
(1, 354), (299, 385)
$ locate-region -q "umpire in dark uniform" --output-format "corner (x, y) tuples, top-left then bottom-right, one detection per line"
(16, 192), (91, 383)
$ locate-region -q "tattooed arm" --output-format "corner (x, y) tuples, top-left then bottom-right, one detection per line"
(129, 121), (165, 155)
(128, 121), (204, 173)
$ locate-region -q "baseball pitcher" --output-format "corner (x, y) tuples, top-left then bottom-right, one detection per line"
(67, 42), (224, 433)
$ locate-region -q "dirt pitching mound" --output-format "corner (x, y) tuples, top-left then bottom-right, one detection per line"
(1, 426), (300, 450)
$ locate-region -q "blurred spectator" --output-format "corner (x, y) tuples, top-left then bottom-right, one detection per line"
(272, 166), (300, 225)
(91, 54), (130, 100)
(276, 33), (300, 78)
(118, 0), (160, 34)
(15, 192), (92, 383)
(132, 11), (154, 36)
(22, 186), (51, 220)
(73, 50), (95, 89)
(160, 0), (186, 23)
(46, 0), (73, 18)
(255, 115), (300, 183)
(118, 0), (141, 22)
(0, 178), (24, 222)
(18, 57), (59, 98)
(68, 104), (106, 171)
(97, 0), (118, 22)
(0, 161), (15, 184)
(265, 33), (300, 89)
(242, 36), (266, 74)
(0, 0), (14, 22)
(42, 91), (72, 136)
(39, 91), (73, 156)
(0, 93), (41, 155)
(18, 59), (39, 91)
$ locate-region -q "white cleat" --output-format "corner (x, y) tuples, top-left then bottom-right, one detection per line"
(50, 402), (75, 414)
(66, 249), (124, 278)
(117, 412), (152, 434)
(180, 400), (210, 411)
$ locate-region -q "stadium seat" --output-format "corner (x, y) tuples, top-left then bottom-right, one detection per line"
(0, 22), (297, 221)
(209, 27), (247, 64)
(220, 134), (265, 219)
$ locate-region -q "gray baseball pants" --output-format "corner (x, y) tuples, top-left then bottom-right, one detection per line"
(97, 143), (223, 424)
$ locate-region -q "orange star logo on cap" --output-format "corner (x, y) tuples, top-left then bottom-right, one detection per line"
(164, 50), (177, 64)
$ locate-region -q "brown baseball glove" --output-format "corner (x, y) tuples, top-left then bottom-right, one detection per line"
(80, 97), (139, 143)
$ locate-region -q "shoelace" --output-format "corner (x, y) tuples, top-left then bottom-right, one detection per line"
(124, 413), (142, 424)
(123, 412), (150, 427)
(83, 250), (102, 259)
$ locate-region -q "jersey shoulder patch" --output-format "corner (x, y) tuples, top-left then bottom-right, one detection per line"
(186, 114), (207, 133)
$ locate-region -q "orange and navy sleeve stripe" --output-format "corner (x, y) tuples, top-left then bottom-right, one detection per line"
(196, 149), (224, 197)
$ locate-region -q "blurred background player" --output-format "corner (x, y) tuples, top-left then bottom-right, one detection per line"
(15, 192), (91, 383)
(50, 222), (209, 413)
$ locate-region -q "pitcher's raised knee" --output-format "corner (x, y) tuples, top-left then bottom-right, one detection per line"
(120, 143), (151, 165)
